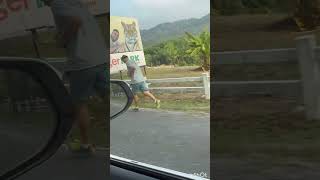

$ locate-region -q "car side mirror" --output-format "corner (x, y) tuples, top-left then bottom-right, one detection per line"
(0, 58), (73, 180)
(110, 80), (133, 120)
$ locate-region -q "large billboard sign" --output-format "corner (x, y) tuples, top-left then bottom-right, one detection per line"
(0, 0), (54, 39)
(110, 16), (146, 74)
(0, 0), (107, 40)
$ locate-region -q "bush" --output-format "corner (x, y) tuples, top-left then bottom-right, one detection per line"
(144, 37), (199, 67)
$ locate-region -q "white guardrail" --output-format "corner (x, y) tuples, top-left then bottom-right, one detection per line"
(122, 73), (210, 100)
(212, 35), (320, 120)
(45, 58), (211, 100)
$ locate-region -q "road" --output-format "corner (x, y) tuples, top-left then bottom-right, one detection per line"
(17, 149), (108, 180)
(111, 108), (210, 178)
(1, 108), (210, 179)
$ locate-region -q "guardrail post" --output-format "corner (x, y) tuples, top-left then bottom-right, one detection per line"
(202, 73), (210, 99)
(296, 35), (318, 120)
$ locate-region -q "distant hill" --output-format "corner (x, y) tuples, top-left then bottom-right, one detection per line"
(141, 14), (210, 48)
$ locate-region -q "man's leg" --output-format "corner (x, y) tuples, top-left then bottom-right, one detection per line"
(140, 81), (160, 108)
(141, 82), (158, 101)
(75, 103), (90, 145)
(131, 84), (140, 110)
(133, 94), (139, 107)
(143, 91), (161, 109)
(143, 91), (157, 101)
(68, 69), (95, 153)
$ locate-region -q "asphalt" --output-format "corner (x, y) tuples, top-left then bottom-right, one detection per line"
(1, 108), (210, 179)
(17, 149), (108, 180)
(111, 108), (210, 178)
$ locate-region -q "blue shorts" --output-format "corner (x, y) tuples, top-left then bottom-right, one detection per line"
(67, 65), (108, 104)
(131, 81), (149, 94)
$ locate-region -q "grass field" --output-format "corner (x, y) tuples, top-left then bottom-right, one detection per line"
(134, 93), (209, 113)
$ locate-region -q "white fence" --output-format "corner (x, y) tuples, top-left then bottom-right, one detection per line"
(213, 46), (320, 64)
(45, 58), (211, 99)
(212, 34), (320, 120)
(213, 48), (297, 64)
(123, 73), (211, 100)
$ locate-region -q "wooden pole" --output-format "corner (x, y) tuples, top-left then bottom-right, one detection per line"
(119, 70), (123, 80)
(143, 65), (147, 77)
(30, 28), (41, 58)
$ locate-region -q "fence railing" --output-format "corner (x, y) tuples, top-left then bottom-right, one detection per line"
(45, 58), (211, 99)
(212, 34), (320, 120)
(213, 46), (320, 65)
(122, 73), (211, 99)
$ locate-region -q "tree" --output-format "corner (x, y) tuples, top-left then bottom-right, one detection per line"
(185, 31), (210, 71)
(164, 41), (180, 66)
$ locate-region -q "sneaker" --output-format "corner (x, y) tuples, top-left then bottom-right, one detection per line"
(133, 106), (139, 111)
(155, 99), (161, 109)
(67, 142), (95, 155)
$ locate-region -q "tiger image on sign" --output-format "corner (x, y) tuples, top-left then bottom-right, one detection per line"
(121, 21), (141, 52)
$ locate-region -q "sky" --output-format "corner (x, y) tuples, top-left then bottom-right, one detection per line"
(110, 0), (210, 30)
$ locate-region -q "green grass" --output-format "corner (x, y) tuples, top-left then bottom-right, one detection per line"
(133, 93), (209, 113)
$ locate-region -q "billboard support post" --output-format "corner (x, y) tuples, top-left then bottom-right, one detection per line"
(29, 28), (41, 58)
(119, 70), (123, 80)
(143, 66), (147, 77)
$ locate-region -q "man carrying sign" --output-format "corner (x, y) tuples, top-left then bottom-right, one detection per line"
(121, 55), (160, 111)
(41, 0), (108, 154)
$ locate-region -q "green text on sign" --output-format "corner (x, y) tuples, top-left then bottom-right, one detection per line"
(130, 55), (139, 62)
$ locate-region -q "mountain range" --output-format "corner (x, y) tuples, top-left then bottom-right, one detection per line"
(140, 14), (210, 48)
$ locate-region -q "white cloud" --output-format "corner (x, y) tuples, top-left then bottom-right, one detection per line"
(128, 0), (210, 29)
(132, 0), (192, 9)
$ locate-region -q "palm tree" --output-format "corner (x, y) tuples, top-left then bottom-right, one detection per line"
(185, 31), (210, 71)
(164, 41), (180, 66)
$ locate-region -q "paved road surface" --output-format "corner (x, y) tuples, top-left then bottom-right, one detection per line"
(0, 118), (108, 180)
(17, 148), (108, 180)
(1, 108), (209, 179)
(111, 108), (210, 177)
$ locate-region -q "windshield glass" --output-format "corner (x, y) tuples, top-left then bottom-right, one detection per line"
(110, 0), (210, 178)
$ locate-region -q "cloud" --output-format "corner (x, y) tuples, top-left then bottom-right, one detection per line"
(132, 0), (192, 9)
(115, 0), (210, 29)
